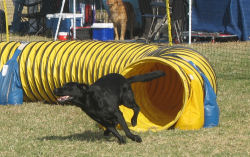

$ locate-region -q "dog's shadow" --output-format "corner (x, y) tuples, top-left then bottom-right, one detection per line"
(39, 130), (114, 142)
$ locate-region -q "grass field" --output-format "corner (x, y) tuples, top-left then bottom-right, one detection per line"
(0, 36), (250, 156)
(0, 78), (249, 156)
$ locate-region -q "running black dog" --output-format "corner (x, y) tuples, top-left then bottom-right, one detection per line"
(53, 71), (165, 144)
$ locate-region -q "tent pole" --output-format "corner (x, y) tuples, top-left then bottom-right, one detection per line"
(54, 0), (66, 41)
(73, 0), (76, 39)
(188, 0), (192, 44)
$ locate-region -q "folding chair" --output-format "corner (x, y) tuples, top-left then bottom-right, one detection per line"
(171, 0), (188, 43)
(141, 0), (167, 43)
(20, 0), (45, 34)
(141, 0), (187, 43)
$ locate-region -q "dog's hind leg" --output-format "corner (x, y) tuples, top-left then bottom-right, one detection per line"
(114, 24), (119, 40)
(121, 87), (140, 126)
(120, 22), (127, 40)
(106, 127), (126, 144)
(131, 104), (139, 127)
(123, 102), (140, 127)
(114, 111), (142, 143)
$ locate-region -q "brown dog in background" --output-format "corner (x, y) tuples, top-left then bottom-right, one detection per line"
(107, 0), (135, 40)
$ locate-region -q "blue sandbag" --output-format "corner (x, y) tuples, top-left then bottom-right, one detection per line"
(202, 73), (220, 127)
(188, 61), (220, 128)
(0, 44), (25, 105)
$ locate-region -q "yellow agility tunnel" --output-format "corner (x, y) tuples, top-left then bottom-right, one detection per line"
(0, 41), (217, 131)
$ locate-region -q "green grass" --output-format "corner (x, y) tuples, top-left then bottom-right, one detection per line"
(1, 34), (52, 42)
(189, 42), (250, 79)
(0, 78), (249, 157)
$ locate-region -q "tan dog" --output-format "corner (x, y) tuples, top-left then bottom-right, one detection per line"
(107, 0), (135, 40)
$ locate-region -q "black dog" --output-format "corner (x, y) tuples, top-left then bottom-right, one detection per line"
(53, 71), (165, 144)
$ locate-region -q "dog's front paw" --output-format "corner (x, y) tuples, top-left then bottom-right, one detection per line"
(132, 135), (142, 143)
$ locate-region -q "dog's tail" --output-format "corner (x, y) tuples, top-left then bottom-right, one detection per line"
(127, 70), (165, 84)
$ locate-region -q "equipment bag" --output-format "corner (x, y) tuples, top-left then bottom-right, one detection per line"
(0, 43), (26, 105)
